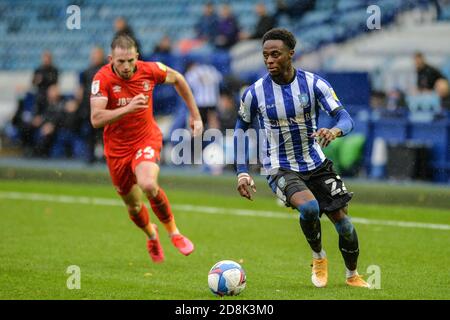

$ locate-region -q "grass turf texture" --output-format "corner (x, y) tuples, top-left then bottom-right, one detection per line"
(0, 179), (449, 300)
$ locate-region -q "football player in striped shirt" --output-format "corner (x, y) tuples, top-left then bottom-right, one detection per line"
(234, 28), (369, 288)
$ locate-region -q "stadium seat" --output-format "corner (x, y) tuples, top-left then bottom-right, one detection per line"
(407, 93), (442, 122)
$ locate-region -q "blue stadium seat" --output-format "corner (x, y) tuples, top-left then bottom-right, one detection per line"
(407, 93), (442, 122)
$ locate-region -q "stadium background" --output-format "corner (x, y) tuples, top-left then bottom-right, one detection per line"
(0, 0), (449, 300)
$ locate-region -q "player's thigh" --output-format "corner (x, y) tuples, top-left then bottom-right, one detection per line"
(120, 184), (144, 212)
(306, 160), (353, 214)
(106, 155), (136, 196)
(268, 168), (315, 208)
(325, 206), (349, 223)
(134, 160), (160, 191)
(131, 141), (162, 190)
(290, 189), (317, 208)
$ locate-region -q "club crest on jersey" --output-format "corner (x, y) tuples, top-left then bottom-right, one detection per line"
(143, 81), (150, 92)
(113, 85), (121, 93)
(298, 93), (309, 107)
(91, 80), (100, 94)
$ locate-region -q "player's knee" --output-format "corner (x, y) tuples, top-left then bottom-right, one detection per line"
(127, 203), (141, 215)
(297, 200), (320, 221)
(139, 181), (158, 197)
(334, 216), (354, 238)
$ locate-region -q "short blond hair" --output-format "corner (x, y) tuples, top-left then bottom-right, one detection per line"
(111, 34), (137, 51)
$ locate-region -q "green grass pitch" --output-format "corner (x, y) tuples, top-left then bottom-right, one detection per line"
(0, 179), (449, 300)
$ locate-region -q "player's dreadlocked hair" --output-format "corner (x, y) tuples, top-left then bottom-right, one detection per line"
(262, 28), (296, 50)
(111, 34), (137, 51)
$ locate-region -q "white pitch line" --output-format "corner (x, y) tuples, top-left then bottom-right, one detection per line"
(0, 191), (449, 231)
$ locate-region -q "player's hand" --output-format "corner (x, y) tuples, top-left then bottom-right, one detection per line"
(127, 94), (148, 112)
(190, 116), (203, 138)
(310, 128), (340, 148)
(237, 173), (256, 201)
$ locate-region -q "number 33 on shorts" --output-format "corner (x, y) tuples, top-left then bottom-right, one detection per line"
(135, 146), (155, 160)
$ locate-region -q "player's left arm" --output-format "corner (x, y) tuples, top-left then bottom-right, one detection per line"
(311, 76), (354, 147)
(163, 65), (203, 137)
(234, 88), (257, 200)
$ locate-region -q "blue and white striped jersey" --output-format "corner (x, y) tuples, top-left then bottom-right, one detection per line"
(185, 64), (222, 108)
(238, 68), (343, 174)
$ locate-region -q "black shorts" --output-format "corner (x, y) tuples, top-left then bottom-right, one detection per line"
(267, 159), (353, 215)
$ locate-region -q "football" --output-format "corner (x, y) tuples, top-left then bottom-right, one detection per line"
(208, 260), (246, 296)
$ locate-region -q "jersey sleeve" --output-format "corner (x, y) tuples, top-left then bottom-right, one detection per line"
(238, 86), (257, 124)
(148, 61), (168, 84)
(90, 72), (109, 100)
(313, 75), (343, 115)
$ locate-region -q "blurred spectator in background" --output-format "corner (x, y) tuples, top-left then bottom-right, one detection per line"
(241, 3), (276, 40)
(414, 52), (450, 111)
(114, 17), (141, 55)
(78, 47), (106, 163)
(11, 93), (35, 155)
(32, 51), (58, 114)
(275, 0), (316, 20)
(32, 84), (64, 157)
(415, 52), (447, 90)
(435, 78), (450, 110)
(386, 88), (407, 112)
(195, 2), (219, 44)
(153, 35), (172, 55)
(382, 88), (408, 117)
(370, 90), (387, 112)
(51, 98), (85, 159)
(185, 61), (223, 130)
(217, 92), (238, 132)
(214, 4), (240, 49)
(151, 35), (177, 71)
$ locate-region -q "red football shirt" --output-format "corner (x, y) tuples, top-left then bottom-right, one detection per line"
(91, 60), (167, 157)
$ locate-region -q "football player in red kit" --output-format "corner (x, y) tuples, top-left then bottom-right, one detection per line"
(90, 34), (203, 263)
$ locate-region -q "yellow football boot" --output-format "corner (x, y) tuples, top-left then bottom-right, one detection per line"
(311, 258), (328, 288)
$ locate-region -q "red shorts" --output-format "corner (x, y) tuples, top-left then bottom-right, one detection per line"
(106, 140), (162, 196)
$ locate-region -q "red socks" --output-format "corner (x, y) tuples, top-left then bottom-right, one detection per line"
(149, 188), (174, 224)
(129, 204), (150, 228)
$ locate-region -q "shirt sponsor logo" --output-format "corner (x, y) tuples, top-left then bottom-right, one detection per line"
(117, 95), (149, 107)
(143, 81), (150, 92)
(269, 114), (311, 127)
(117, 97), (132, 107)
(113, 85), (121, 93)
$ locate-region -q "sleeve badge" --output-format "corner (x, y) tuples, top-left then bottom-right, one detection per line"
(156, 62), (167, 72)
(91, 80), (100, 95)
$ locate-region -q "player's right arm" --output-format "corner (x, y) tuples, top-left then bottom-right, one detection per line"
(89, 74), (148, 128)
(90, 94), (148, 128)
(234, 87), (257, 201)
